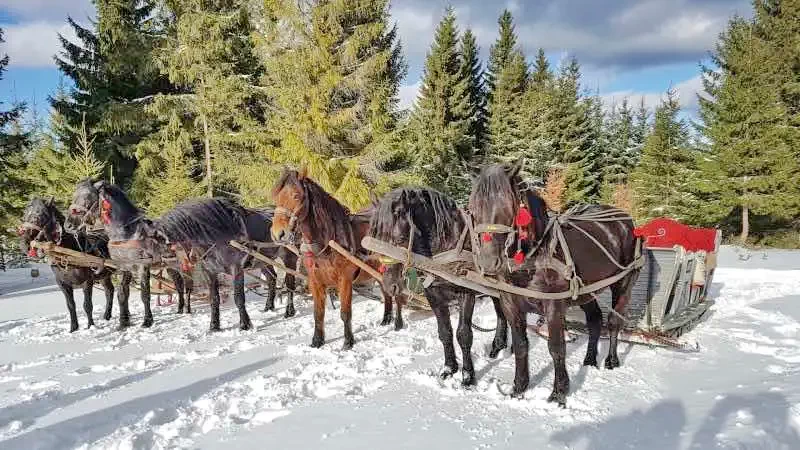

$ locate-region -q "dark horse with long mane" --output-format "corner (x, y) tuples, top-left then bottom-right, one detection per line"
(19, 197), (116, 331)
(156, 196), (300, 329)
(468, 160), (641, 406)
(67, 179), (190, 329)
(369, 187), (509, 386)
(271, 168), (385, 349)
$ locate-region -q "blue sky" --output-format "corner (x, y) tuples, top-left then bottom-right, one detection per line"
(1, 0), (753, 122)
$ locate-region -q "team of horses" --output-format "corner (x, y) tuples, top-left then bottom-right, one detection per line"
(17, 160), (640, 407)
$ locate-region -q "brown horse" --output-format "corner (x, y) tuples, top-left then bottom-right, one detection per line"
(271, 168), (381, 349)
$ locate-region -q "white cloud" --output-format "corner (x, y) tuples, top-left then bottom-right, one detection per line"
(0, 0), (94, 21)
(601, 75), (708, 112)
(398, 81), (421, 111)
(1, 21), (76, 68)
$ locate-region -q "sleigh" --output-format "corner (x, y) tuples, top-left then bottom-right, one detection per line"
(360, 217), (721, 350)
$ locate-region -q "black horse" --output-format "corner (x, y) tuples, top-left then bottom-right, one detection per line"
(19, 198), (116, 332)
(67, 179), (190, 329)
(369, 187), (510, 386)
(469, 160), (641, 406)
(155, 196), (299, 330)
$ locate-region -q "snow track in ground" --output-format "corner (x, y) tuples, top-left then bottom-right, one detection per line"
(1, 253), (799, 449)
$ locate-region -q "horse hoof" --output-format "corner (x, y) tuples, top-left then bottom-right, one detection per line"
(604, 356), (620, 370)
(342, 340), (354, 351)
(394, 320), (404, 331)
(284, 306), (296, 318)
(117, 320), (130, 331)
(583, 355), (598, 367)
(209, 324), (221, 332)
(103, 313), (112, 321)
(69, 325), (79, 333)
(240, 321), (252, 331)
(380, 317), (392, 326)
(489, 344), (506, 359)
(439, 366), (458, 379)
(310, 335), (324, 348)
(461, 374), (476, 387)
(263, 304), (275, 312)
(510, 390), (525, 400)
(547, 391), (567, 407)
(87, 323), (95, 330)
(141, 319), (153, 329)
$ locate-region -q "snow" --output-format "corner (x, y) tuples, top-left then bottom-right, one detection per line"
(1, 247), (800, 450)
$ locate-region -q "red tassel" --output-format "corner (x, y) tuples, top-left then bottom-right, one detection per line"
(515, 204), (533, 227)
(482, 233), (492, 242)
(100, 199), (112, 225)
(28, 248), (38, 258)
(513, 250), (525, 265)
(518, 229), (529, 241)
(180, 259), (193, 273)
(379, 264), (387, 274)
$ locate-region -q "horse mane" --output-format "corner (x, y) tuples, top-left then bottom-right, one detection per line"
(157, 197), (249, 244)
(101, 183), (143, 221)
(273, 169), (357, 252)
(24, 198), (65, 228)
(370, 187), (462, 254)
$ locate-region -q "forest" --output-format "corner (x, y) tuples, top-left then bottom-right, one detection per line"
(1, 0), (799, 252)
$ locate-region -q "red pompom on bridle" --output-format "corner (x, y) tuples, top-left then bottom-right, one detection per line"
(515, 204), (533, 228)
(100, 198), (112, 225)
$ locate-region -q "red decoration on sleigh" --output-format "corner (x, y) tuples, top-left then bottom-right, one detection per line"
(633, 217), (719, 252)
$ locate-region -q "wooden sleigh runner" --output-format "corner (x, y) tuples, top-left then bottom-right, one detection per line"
(360, 217), (722, 350)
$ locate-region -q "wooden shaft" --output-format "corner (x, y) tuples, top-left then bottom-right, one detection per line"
(360, 237), (501, 298)
(228, 240), (307, 281)
(30, 241), (118, 270)
(327, 240), (429, 306)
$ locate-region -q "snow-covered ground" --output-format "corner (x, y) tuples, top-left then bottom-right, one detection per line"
(1, 246), (799, 450)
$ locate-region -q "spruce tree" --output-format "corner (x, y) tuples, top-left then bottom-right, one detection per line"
(0, 28), (30, 233)
(407, 7), (471, 200)
(530, 48), (554, 89)
(485, 10), (518, 98)
(259, 0), (407, 209)
(698, 13), (800, 241)
(53, 0), (169, 186)
(631, 88), (696, 221)
(603, 98), (636, 186)
(630, 97), (650, 166)
(458, 29), (487, 154)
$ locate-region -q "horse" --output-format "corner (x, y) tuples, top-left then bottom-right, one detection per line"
(369, 187), (510, 386)
(155, 197), (300, 330)
(468, 159), (641, 406)
(270, 168), (386, 350)
(19, 197), (115, 332)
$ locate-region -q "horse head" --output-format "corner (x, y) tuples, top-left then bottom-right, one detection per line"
(468, 158), (548, 276)
(19, 197), (63, 258)
(65, 178), (102, 235)
(368, 189), (419, 298)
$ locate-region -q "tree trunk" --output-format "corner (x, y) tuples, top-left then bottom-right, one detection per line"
(202, 113), (212, 198)
(740, 205), (750, 245)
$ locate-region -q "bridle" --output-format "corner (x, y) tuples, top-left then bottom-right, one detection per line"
(66, 200), (105, 235)
(19, 209), (63, 257)
(468, 189), (537, 272)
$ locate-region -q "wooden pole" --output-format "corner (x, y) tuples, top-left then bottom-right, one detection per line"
(361, 236), (501, 298)
(30, 241), (118, 270)
(228, 240), (307, 281)
(327, 240), (429, 307)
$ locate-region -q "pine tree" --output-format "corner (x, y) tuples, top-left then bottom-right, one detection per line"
(485, 10), (518, 98)
(603, 98), (636, 186)
(631, 87), (696, 221)
(258, 0), (408, 209)
(52, 0), (169, 186)
(0, 28), (30, 234)
(698, 13), (800, 241)
(530, 48), (554, 89)
(407, 7), (472, 200)
(630, 97), (650, 166)
(517, 48), (557, 180)
(553, 57), (599, 203)
(458, 29), (487, 154)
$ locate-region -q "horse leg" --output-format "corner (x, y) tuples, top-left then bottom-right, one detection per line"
(102, 275), (114, 321)
(60, 281), (79, 333)
(500, 294), (529, 398)
(166, 268), (186, 314)
(394, 295), (404, 331)
(261, 265), (277, 312)
(337, 276), (355, 350)
(428, 289), (458, 378)
(309, 277), (326, 348)
(545, 301), (569, 407)
(580, 298), (602, 367)
(185, 275), (193, 314)
(207, 269), (221, 332)
(232, 264), (252, 330)
(284, 273), (296, 318)
(117, 271), (132, 330)
(489, 296), (509, 358)
(380, 288), (393, 326)
(82, 278), (95, 329)
(139, 266), (153, 328)
(456, 292), (476, 387)
(606, 275), (635, 369)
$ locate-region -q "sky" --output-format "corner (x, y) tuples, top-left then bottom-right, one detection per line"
(0, 0), (754, 122)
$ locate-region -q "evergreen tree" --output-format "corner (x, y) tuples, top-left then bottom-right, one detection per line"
(259, 0), (407, 209)
(603, 98), (636, 186)
(458, 29), (487, 154)
(0, 28), (30, 234)
(407, 7), (471, 200)
(52, 0), (169, 186)
(629, 97), (650, 166)
(517, 48), (557, 180)
(530, 48), (554, 89)
(698, 13), (800, 241)
(552, 57), (599, 203)
(485, 10), (518, 98)
(631, 87), (696, 221)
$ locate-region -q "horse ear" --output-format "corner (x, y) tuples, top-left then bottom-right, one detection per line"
(46, 196), (55, 207)
(93, 180), (106, 190)
(298, 164), (308, 180)
(505, 157), (525, 179)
